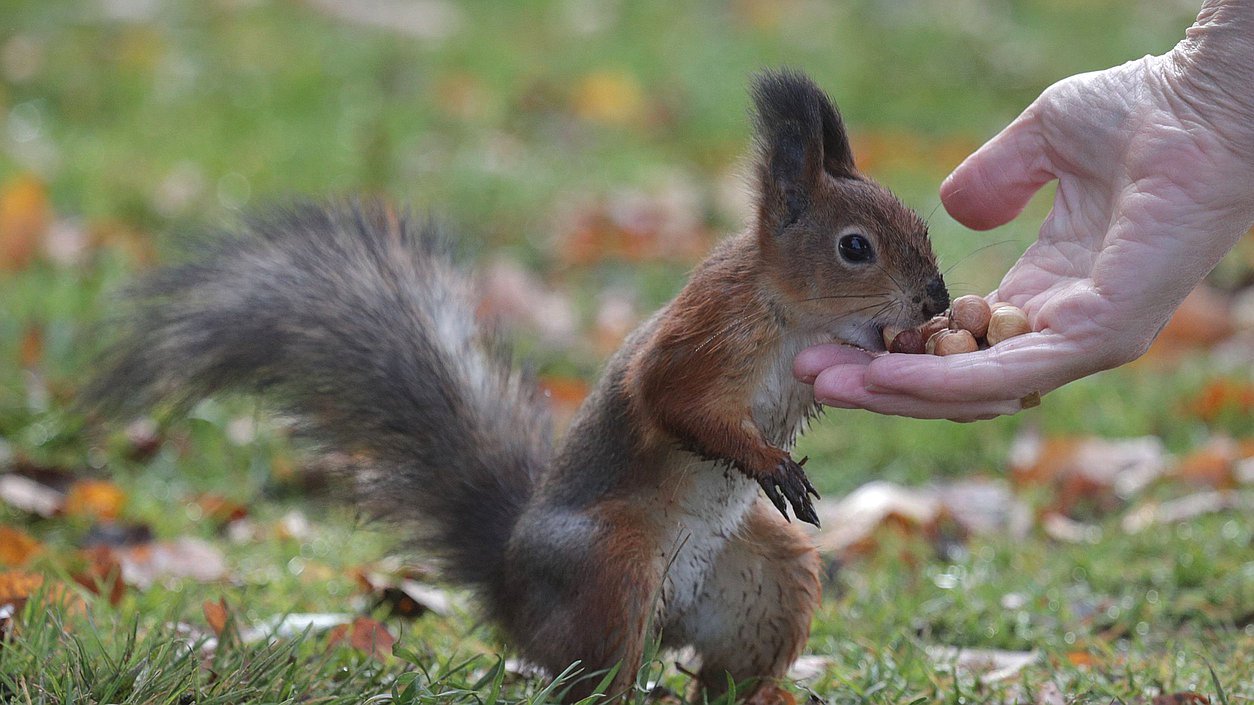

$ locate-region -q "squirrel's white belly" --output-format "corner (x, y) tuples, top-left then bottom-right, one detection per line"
(654, 455), (760, 624)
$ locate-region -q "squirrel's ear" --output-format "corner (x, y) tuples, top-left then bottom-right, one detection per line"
(750, 69), (856, 235)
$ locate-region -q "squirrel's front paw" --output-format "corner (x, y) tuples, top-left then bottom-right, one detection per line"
(757, 456), (821, 527)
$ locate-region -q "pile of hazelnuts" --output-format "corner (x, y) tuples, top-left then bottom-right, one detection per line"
(884, 295), (1031, 355)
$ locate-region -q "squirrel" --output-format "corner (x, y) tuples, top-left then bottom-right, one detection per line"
(85, 69), (948, 704)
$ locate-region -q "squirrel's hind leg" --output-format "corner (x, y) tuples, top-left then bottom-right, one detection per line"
(673, 501), (821, 704)
(505, 502), (668, 703)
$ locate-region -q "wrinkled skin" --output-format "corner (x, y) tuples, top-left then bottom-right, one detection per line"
(795, 0), (1254, 421)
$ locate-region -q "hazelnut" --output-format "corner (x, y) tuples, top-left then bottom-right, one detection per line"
(933, 328), (978, 356)
(881, 324), (906, 350)
(986, 305), (1031, 346)
(889, 327), (926, 354)
(925, 328), (949, 355)
(951, 295), (991, 338)
(919, 315), (950, 342)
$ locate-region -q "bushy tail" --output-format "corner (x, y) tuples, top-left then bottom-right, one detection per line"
(86, 201), (549, 608)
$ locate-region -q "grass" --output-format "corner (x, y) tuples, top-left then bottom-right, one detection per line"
(1, 0), (1252, 703)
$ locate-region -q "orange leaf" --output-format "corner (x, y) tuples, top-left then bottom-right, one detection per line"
(18, 324), (43, 369)
(72, 546), (126, 606)
(573, 70), (644, 126)
(1184, 379), (1254, 422)
(349, 616), (395, 661)
(1171, 438), (1238, 489)
(1140, 286), (1233, 363)
(0, 526), (41, 567)
(0, 174), (50, 271)
(63, 480), (126, 520)
(0, 570), (82, 615)
(191, 494), (248, 527)
(203, 598), (229, 637)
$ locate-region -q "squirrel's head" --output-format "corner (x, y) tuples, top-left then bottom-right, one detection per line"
(749, 69), (948, 351)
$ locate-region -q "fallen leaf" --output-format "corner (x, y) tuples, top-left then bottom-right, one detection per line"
(1041, 513), (1102, 544)
(1009, 432), (1167, 517)
(1121, 490), (1254, 534)
(0, 174), (50, 271)
(551, 181), (711, 267)
(1152, 693), (1209, 705)
(241, 612), (353, 643)
(0, 570), (82, 617)
(813, 479), (1030, 559)
(0, 526), (41, 566)
(328, 616), (395, 661)
(18, 324), (42, 369)
(72, 546), (126, 606)
(356, 565), (457, 619)
(191, 494), (248, 528)
(787, 654), (834, 683)
(1170, 436), (1242, 489)
(1184, 379), (1254, 423)
(537, 375), (589, 430)
(476, 257), (576, 346)
(64, 480), (126, 520)
(926, 645), (1038, 683)
(1035, 681), (1066, 705)
(1140, 286), (1234, 363)
(573, 70), (644, 125)
(0, 473), (64, 517)
(118, 537), (228, 589)
(203, 598), (229, 637)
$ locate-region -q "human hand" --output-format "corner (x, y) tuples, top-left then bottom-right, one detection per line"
(796, 1), (1254, 421)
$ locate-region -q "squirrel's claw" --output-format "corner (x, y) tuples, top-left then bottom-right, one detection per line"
(759, 457), (821, 528)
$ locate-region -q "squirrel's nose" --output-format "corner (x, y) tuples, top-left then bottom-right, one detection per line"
(921, 277), (949, 318)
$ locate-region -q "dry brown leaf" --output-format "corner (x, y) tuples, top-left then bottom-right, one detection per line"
(0, 526), (41, 566)
(0, 174), (50, 271)
(203, 597), (229, 637)
(1152, 694), (1209, 705)
(64, 480), (126, 521)
(1009, 432), (1166, 517)
(191, 494), (249, 528)
(71, 546), (126, 606)
(328, 616), (395, 661)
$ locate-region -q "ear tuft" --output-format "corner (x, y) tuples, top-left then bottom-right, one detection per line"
(750, 69), (856, 235)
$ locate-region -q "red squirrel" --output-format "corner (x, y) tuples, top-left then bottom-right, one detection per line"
(87, 69), (948, 704)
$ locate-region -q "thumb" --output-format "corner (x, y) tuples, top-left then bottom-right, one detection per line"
(941, 109), (1054, 231)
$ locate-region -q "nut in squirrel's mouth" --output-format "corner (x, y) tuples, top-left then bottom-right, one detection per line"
(832, 323), (888, 354)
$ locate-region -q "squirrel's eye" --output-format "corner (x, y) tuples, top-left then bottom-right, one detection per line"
(838, 233), (874, 264)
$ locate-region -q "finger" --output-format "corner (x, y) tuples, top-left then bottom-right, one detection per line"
(940, 109), (1055, 231)
(794, 344), (873, 383)
(814, 367), (1027, 420)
